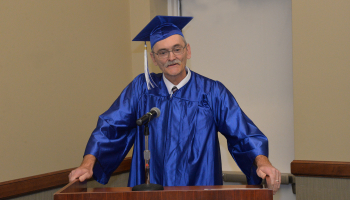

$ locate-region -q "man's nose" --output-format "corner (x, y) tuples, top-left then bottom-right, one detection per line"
(168, 51), (176, 60)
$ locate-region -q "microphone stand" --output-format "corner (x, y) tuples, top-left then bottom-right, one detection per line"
(132, 116), (164, 191)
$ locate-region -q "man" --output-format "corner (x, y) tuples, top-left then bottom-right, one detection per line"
(69, 16), (281, 194)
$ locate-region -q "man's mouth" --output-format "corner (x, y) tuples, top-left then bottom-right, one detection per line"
(165, 60), (181, 68)
(167, 63), (178, 67)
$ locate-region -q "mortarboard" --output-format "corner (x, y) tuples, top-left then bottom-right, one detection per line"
(132, 15), (193, 90)
(133, 15), (193, 48)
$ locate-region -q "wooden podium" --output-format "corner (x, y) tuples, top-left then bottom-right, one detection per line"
(54, 180), (272, 200)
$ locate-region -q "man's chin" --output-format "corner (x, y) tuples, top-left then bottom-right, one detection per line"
(162, 64), (186, 77)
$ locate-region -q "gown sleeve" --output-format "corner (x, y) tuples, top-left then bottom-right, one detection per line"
(83, 75), (144, 184)
(210, 81), (268, 185)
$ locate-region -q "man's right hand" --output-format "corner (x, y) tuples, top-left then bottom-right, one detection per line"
(69, 154), (96, 182)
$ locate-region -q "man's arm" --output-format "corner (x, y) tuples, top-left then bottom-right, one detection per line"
(69, 154), (96, 182)
(254, 155), (281, 195)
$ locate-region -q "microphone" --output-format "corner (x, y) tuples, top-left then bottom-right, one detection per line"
(136, 107), (161, 126)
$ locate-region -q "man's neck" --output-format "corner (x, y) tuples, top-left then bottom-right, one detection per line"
(164, 75), (184, 85)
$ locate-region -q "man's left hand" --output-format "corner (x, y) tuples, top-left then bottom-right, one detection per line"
(254, 155), (281, 195)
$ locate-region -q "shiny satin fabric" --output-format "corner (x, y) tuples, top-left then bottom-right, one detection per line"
(84, 71), (268, 187)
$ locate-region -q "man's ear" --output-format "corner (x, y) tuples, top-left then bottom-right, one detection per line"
(186, 43), (192, 59)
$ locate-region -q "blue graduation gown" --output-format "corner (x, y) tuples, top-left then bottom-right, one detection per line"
(84, 71), (268, 186)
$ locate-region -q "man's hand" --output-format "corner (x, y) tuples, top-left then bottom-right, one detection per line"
(254, 155), (281, 195)
(69, 154), (96, 182)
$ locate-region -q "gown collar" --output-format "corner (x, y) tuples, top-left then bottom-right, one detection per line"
(147, 68), (200, 102)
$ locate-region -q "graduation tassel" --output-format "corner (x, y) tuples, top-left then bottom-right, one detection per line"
(144, 42), (157, 90)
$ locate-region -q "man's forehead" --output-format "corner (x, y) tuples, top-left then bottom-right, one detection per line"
(153, 34), (186, 50)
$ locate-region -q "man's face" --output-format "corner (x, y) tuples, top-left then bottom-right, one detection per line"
(151, 34), (191, 84)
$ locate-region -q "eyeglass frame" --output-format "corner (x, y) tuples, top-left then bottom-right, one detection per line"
(152, 44), (188, 59)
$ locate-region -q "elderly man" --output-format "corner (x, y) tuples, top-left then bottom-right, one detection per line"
(69, 16), (281, 194)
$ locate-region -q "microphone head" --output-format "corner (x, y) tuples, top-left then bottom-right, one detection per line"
(150, 107), (161, 118)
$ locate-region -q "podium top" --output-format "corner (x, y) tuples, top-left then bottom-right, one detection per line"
(89, 184), (265, 192)
(54, 180), (272, 200)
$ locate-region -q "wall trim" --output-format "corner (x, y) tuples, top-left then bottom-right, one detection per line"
(167, 0), (180, 16)
(0, 157), (132, 200)
(291, 160), (350, 178)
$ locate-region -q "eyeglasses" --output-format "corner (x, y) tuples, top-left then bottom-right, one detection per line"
(153, 45), (187, 59)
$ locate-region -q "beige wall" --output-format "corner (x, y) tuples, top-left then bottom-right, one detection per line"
(0, 1), (133, 182)
(0, 0), (168, 183)
(293, 0), (350, 161)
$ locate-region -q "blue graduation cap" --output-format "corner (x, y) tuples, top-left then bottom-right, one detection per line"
(132, 15), (193, 90)
(133, 15), (193, 48)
